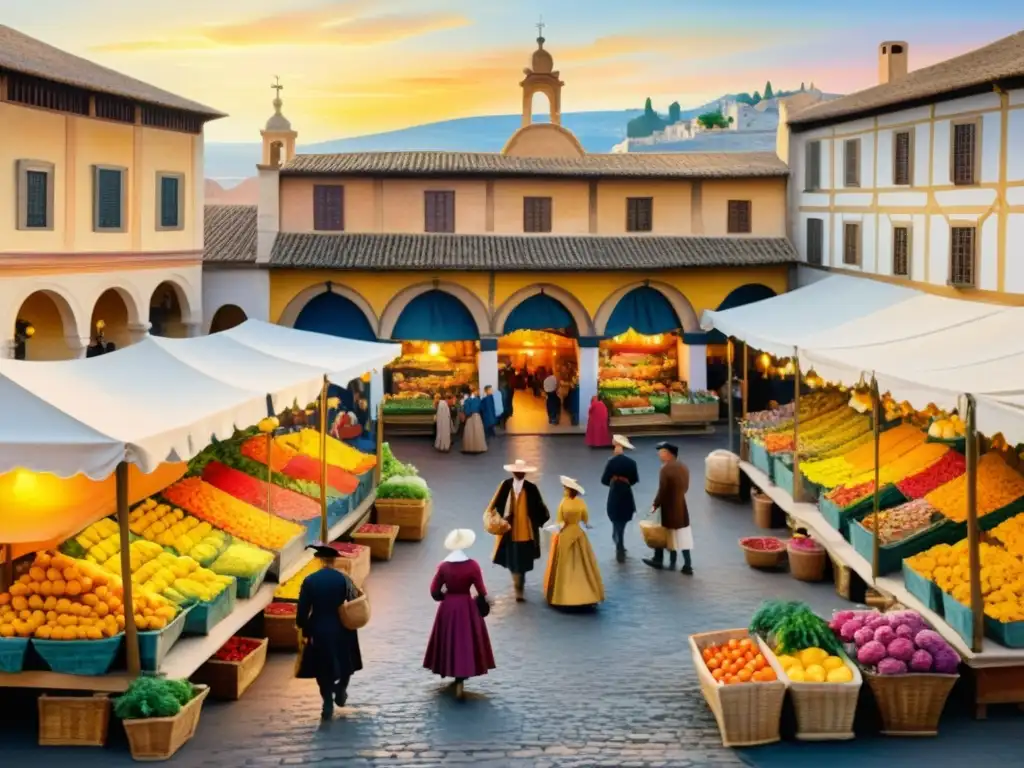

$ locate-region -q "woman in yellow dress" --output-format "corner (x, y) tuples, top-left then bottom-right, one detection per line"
(543, 476), (605, 607)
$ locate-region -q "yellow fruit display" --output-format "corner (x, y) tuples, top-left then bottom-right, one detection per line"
(787, 666), (805, 682)
(129, 498), (229, 564)
(804, 664), (827, 682)
(780, 648), (854, 684)
(908, 539), (1024, 623)
(96, 541), (232, 606)
(73, 518), (122, 564)
(274, 558), (320, 601)
(827, 666), (854, 683)
(822, 656), (845, 671)
(925, 452), (1024, 523)
(798, 647), (828, 666)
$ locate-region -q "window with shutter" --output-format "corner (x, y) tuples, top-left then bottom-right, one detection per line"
(806, 219), (824, 265)
(156, 173), (183, 230)
(523, 196), (552, 232)
(424, 190), (455, 232)
(25, 171), (48, 228)
(893, 131), (912, 185)
(805, 141), (821, 191)
(313, 185), (345, 231)
(727, 200), (752, 234)
(952, 122), (977, 186)
(844, 139), (860, 187)
(950, 226), (976, 286)
(626, 197), (653, 232)
(843, 222), (860, 265)
(892, 226), (910, 276)
(93, 166), (125, 231)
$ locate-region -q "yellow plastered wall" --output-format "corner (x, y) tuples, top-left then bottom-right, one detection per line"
(492, 179), (590, 234)
(596, 180), (692, 235)
(701, 179), (787, 236)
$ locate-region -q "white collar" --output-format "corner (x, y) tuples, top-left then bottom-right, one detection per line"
(512, 477), (525, 495)
(444, 550), (468, 562)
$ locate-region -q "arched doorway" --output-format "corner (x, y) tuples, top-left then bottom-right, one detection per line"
(386, 289), (482, 411)
(89, 288), (133, 356)
(13, 290), (80, 361)
(704, 283), (779, 411)
(209, 304), (248, 334)
(149, 282), (187, 338)
(294, 293), (376, 341)
(497, 290), (587, 432)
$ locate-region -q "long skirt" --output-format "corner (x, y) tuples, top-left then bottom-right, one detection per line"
(585, 401), (612, 447)
(543, 525), (605, 606)
(434, 405), (452, 452)
(493, 536), (537, 574)
(665, 525), (694, 551)
(461, 413), (487, 453)
(423, 593), (496, 679)
(546, 392), (560, 423)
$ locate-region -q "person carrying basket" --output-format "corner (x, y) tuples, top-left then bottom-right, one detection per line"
(643, 442), (694, 575)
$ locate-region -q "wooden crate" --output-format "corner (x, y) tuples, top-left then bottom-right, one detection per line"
(375, 498), (432, 541)
(352, 525), (400, 561)
(191, 638), (269, 701)
(263, 608), (299, 651)
(38, 693), (110, 747)
(671, 402), (719, 424)
(333, 544), (371, 587)
(123, 685), (209, 762)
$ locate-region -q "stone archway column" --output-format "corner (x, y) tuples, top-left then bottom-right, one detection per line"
(685, 344), (708, 391)
(577, 336), (601, 429)
(128, 322), (152, 344)
(478, 337), (499, 394)
(183, 321), (203, 338)
(370, 368), (384, 416)
(1, 340), (16, 360)
(67, 335), (91, 359)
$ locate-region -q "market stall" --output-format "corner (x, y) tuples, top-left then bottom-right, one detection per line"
(382, 341), (479, 435)
(598, 329), (718, 432)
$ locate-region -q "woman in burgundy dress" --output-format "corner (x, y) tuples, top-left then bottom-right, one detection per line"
(585, 395), (612, 448)
(423, 528), (496, 700)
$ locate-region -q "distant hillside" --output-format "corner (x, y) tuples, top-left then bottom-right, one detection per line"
(205, 178), (259, 205)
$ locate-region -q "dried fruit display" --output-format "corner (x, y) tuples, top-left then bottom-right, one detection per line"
(856, 499), (938, 544)
(925, 452), (1024, 522)
(202, 461), (320, 521)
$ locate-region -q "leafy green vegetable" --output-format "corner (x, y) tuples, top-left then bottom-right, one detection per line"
(377, 475), (431, 500)
(381, 443), (418, 481)
(114, 677), (195, 720)
(773, 608), (842, 655)
(749, 600), (805, 637)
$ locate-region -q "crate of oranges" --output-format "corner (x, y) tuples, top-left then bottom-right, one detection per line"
(689, 629), (785, 747)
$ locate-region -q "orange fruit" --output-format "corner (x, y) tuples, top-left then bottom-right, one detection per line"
(739, 638), (753, 649)
(702, 648), (713, 661)
(711, 668), (725, 681)
(738, 668), (753, 682)
(727, 639), (739, 650)
(762, 668), (777, 681)
(707, 657), (720, 670)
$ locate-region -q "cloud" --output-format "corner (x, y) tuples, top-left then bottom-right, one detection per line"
(91, 1), (469, 53)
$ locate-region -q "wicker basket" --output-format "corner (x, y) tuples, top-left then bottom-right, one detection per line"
(483, 511), (511, 536)
(752, 492), (775, 529)
(123, 685), (209, 762)
(638, 520), (669, 550)
(264, 608), (300, 651)
(864, 670), (959, 736)
(739, 537), (786, 569)
(351, 525), (399, 561)
(706, 450), (741, 486)
(706, 478), (739, 497)
(339, 588), (371, 630)
(759, 638), (861, 740)
(375, 498), (432, 541)
(787, 541), (827, 582)
(38, 694), (110, 747)
(191, 638), (269, 701)
(689, 629), (785, 747)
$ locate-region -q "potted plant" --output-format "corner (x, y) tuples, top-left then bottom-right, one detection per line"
(116, 677), (210, 761)
(374, 475), (432, 541)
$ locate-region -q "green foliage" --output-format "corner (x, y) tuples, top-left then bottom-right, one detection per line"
(668, 101), (681, 124)
(734, 92), (755, 105)
(749, 600), (804, 637)
(644, 97), (654, 115)
(627, 97), (667, 138)
(800, 81), (806, 91)
(752, 90), (761, 103)
(697, 111), (730, 130)
(764, 80), (774, 99)
(377, 475), (431, 500)
(774, 608), (842, 655)
(114, 677), (195, 720)
(187, 434), (324, 498)
(381, 442), (418, 481)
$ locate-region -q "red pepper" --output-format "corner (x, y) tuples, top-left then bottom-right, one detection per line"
(213, 636), (262, 662)
(357, 523), (398, 535)
(265, 602), (297, 617)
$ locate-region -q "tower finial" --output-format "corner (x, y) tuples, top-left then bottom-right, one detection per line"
(271, 75), (284, 113)
(536, 15), (545, 46)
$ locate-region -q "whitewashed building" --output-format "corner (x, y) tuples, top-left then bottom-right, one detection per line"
(778, 33), (1024, 297)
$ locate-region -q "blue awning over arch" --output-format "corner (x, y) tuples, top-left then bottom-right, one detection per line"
(392, 290), (479, 341)
(503, 293), (576, 335)
(685, 283), (778, 344)
(605, 286), (681, 337)
(294, 291), (377, 341)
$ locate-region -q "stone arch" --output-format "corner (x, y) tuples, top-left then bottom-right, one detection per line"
(149, 279), (195, 338)
(379, 281), (491, 340)
(716, 283), (777, 311)
(89, 287), (140, 351)
(493, 283), (594, 336)
(10, 286), (86, 360)
(209, 304), (248, 334)
(278, 282), (378, 335)
(593, 280), (700, 335)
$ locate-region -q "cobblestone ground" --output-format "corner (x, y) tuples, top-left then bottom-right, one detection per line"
(3, 434), (1020, 767)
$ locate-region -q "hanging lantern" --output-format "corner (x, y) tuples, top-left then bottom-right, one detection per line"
(757, 352), (771, 372)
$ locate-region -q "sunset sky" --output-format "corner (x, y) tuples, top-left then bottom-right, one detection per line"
(5, 0), (1022, 142)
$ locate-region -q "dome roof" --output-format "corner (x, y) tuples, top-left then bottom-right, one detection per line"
(531, 39), (553, 73)
(265, 112), (292, 131)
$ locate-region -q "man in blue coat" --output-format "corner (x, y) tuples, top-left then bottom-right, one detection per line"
(296, 545), (363, 720)
(601, 434), (640, 562)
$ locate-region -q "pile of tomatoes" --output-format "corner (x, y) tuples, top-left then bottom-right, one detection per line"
(701, 636), (778, 685)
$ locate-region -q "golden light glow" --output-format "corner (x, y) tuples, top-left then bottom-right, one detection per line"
(428, 343), (441, 356)
(95, 319), (106, 331)
(24, 325), (35, 338)
(526, 350), (535, 357)
(757, 352), (771, 371)
(10, 469), (39, 501)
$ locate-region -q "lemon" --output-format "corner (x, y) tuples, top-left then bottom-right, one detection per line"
(799, 647), (828, 666)
(804, 664), (827, 682)
(827, 666), (854, 683)
(787, 666), (806, 682)
(776, 654), (798, 669)
(822, 656), (845, 671)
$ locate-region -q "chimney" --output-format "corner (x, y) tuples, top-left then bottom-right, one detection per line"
(879, 41), (909, 85)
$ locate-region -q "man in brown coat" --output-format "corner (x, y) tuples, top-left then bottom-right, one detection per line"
(643, 442), (694, 574)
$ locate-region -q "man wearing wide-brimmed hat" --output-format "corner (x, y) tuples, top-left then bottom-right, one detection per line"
(644, 442), (694, 574)
(601, 434), (640, 563)
(484, 459), (551, 601)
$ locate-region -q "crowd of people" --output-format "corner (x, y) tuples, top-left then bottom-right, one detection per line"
(295, 437), (694, 715)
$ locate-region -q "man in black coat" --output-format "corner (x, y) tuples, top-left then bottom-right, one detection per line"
(601, 434), (640, 562)
(485, 459), (550, 602)
(296, 545), (363, 720)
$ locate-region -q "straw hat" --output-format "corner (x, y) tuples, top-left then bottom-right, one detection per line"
(444, 528), (476, 551)
(503, 459), (537, 473)
(559, 475), (585, 496)
(613, 434), (634, 450)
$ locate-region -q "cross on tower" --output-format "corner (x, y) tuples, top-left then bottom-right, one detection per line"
(271, 76), (283, 99)
(536, 16), (545, 39)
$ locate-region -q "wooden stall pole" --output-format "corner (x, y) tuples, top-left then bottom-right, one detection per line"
(1, 544), (13, 592)
(318, 376), (329, 544)
(375, 399), (384, 487)
(964, 394), (984, 652)
(792, 352), (803, 503)
(740, 345), (750, 461)
(265, 431), (273, 518)
(727, 340), (734, 452)
(115, 462), (141, 676)
(870, 376), (882, 581)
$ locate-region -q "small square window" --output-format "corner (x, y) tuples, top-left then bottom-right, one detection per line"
(626, 197), (653, 232)
(951, 122), (978, 186)
(425, 190), (455, 233)
(93, 165), (127, 232)
(313, 185), (345, 231)
(523, 196), (552, 233)
(156, 172), (185, 231)
(727, 200), (752, 234)
(16, 159), (55, 231)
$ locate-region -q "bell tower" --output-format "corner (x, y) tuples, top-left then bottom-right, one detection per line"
(260, 76), (297, 168)
(520, 20), (564, 127)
